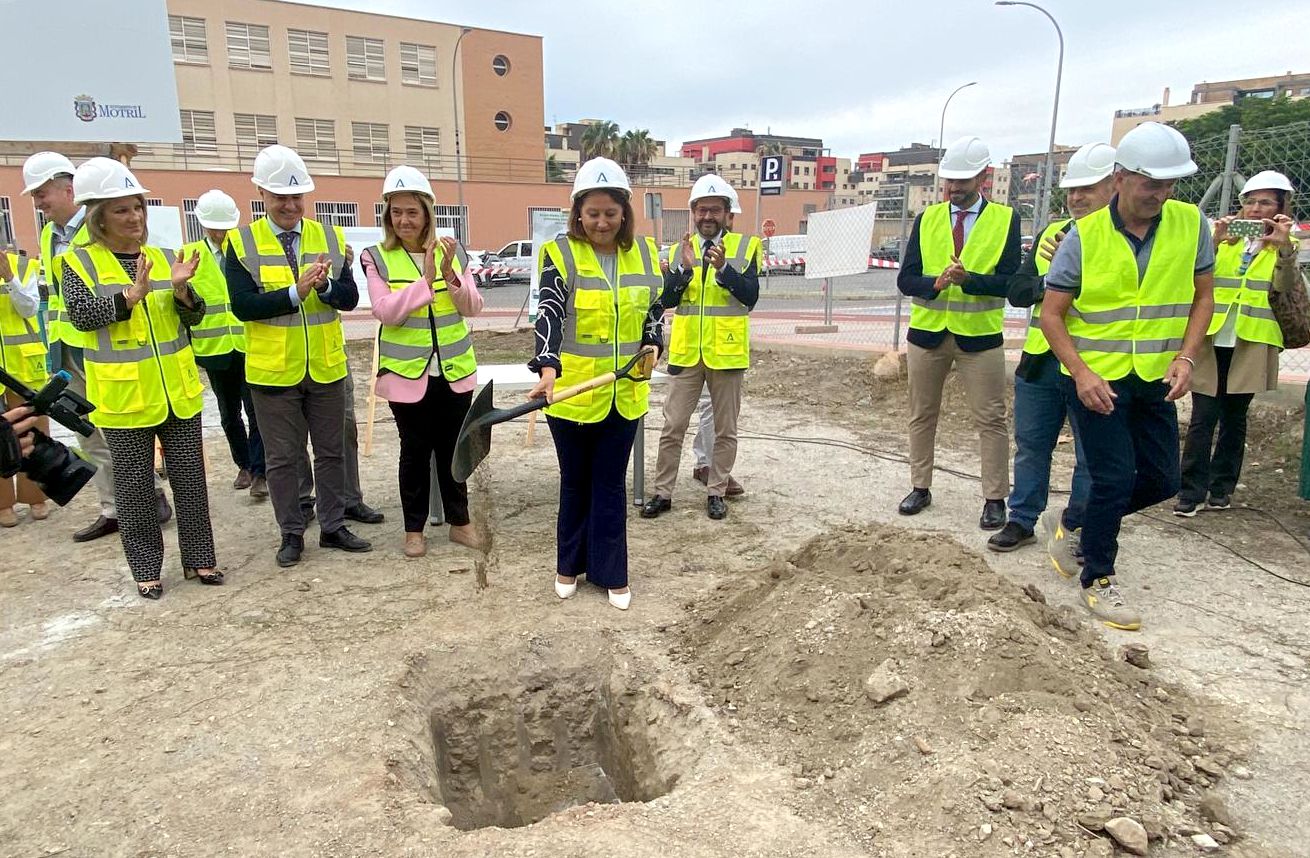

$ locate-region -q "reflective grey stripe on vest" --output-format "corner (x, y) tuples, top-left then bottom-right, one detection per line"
(553, 237), (577, 281)
(675, 303), (747, 317)
(395, 312), (464, 331)
(1211, 303), (1232, 317)
(73, 248), (175, 298)
(911, 296), (1005, 313)
(366, 246), (391, 281)
(726, 236), (757, 270)
(1213, 277), (1243, 289)
(1, 331), (43, 346)
(237, 223), (344, 290)
(203, 302), (231, 317)
(568, 343), (618, 358)
(1240, 279), (1272, 294)
(255, 309), (338, 328)
(1070, 336), (1184, 355)
(379, 335), (473, 363)
(88, 329), (190, 364)
(1238, 305), (1277, 322)
(190, 326), (239, 339)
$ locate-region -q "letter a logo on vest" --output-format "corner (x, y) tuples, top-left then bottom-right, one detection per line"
(725, 332), (735, 341)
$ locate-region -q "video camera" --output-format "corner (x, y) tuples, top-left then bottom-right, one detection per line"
(0, 366), (98, 506)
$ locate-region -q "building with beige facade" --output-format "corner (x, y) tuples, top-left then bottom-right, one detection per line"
(1110, 71), (1310, 143)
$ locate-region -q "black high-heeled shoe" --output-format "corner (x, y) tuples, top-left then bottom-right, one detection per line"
(138, 583), (163, 600)
(184, 567), (224, 586)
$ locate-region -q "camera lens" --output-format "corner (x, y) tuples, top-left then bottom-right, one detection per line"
(21, 431), (98, 507)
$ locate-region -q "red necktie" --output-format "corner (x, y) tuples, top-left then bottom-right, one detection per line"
(952, 209), (968, 257)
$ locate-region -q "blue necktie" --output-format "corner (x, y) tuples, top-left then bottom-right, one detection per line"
(277, 230), (300, 280)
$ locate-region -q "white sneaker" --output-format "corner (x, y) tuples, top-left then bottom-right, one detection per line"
(554, 577), (577, 599)
(608, 589), (631, 610)
(1081, 576), (1141, 631)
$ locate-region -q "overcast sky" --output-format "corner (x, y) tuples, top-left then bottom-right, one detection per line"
(302, 0), (1306, 161)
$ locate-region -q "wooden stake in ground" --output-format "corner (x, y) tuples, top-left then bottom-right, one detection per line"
(524, 410), (538, 447)
(363, 321), (380, 457)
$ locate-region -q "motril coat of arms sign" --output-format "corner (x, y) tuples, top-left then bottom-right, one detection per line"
(73, 94), (97, 123)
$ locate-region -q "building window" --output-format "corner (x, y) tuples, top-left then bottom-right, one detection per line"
(352, 122), (390, 162)
(494, 111), (512, 132)
(179, 110), (218, 155)
(0, 196), (13, 246)
(404, 125), (441, 160)
(526, 206), (562, 235)
(434, 204), (468, 244)
(146, 198), (164, 207)
(400, 42), (437, 87)
(234, 113), (278, 149)
(492, 55), (511, 76)
(250, 200), (266, 219)
(315, 202), (358, 228)
(33, 205), (49, 233)
(226, 22), (271, 70)
(182, 198), (205, 243)
(345, 36), (385, 81)
(288, 29), (330, 76)
(169, 15), (208, 64)
(295, 118), (336, 160)
(374, 202), (386, 226)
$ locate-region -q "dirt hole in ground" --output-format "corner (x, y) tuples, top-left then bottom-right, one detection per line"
(416, 647), (685, 831)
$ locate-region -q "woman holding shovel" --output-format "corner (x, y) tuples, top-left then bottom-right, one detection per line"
(364, 166), (483, 558)
(527, 158), (664, 610)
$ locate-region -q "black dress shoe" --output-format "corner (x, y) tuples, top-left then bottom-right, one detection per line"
(898, 488), (932, 516)
(707, 495), (727, 520)
(277, 534), (304, 567)
(344, 502), (385, 524)
(137, 582), (163, 600)
(157, 491), (173, 525)
(640, 495), (671, 519)
(73, 515), (119, 543)
(979, 499), (1006, 531)
(320, 526), (373, 553)
(987, 520), (1035, 552)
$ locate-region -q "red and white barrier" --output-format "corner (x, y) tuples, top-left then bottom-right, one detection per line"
(464, 258), (900, 275)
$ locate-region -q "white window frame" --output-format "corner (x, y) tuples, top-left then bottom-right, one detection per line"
(288, 29), (331, 77)
(250, 200), (266, 219)
(314, 202), (358, 228)
(374, 202), (387, 226)
(526, 206), (562, 236)
(169, 15), (208, 64)
(345, 35), (385, 82)
(295, 118), (336, 160)
(351, 122), (390, 163)
(234, 113), (278, 149)
(0, 196), (14, 247)
(226, 21), (271, 70)
(404, 125), (440, 160)
(400, 42), (437, 87)
(179, 110), (218, 156)
(433, 204), (467, 244)
(182, 198), (205, 243)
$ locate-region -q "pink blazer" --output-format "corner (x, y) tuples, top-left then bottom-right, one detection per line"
(363, 251), (484, 403)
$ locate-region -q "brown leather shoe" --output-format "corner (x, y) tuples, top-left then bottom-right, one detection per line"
(692, 466), (709, 485)
(249, 476), (269, 499)
(726, 476), (744, 497)
(233, 469), (253, 490)
(449, 523), (484, 551)
(73, 515), (119, 542)
(404, 532), (427, 558)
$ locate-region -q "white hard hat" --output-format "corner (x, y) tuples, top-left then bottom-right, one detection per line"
(72, 157), (150, 205)
(382, 165), (434, 201)
(1240, 170), (1294, 196)
(195, 189), (240, 229)
(1114, 122), (1197, 181)
(938, 135), (991, 180)
(251, 144), (315, 194)
(22, 151), (77, 194)
(689, 175), (736, 209)
(571, 157), (631, 201)
(1060, 142), (1116, 189)
(726, 185), (742, 215)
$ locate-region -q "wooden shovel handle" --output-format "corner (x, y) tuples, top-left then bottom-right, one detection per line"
(546, 346), (656, 405)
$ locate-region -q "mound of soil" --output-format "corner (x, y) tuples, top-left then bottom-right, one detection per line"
(676, 523), (1251, 857)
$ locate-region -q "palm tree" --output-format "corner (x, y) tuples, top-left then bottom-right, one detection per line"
(617, 129), (658, 166)
(756, 141), (786, 157)
(579, 121), (619, 161)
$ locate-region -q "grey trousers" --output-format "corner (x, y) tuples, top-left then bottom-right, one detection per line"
(692, 387), (714, 469)
(251, 375), (349, 536)
(297, 366), (364, 509)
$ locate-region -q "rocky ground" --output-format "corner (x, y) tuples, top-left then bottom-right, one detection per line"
(1, 331), (1307, 857)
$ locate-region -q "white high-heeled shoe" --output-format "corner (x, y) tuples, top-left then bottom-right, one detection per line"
(554, 577), (577, 599)
(607, 588), (631, 610)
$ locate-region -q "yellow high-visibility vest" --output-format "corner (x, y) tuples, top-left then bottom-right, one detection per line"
(1021, 218), (1072, 356)
(61, 244), (205, 429)
(40, 219), (92, 349)
(1206, 239), (1292, 348)
(183, 239), (245, 358)
(909, 200), (1014, 337)
(538, 236), (661, 423)
(1065, 199), (1201, 382)
(0, 253), (46, 390)
(226, 217), (349, 387)
(366, 242), (477, 381)
(668, 232), (760, 370)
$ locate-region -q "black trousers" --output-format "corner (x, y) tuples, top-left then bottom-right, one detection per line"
(388, 375), (473, 533)
(546, 407), (638, 590)
(205, 353), (264, 477)
(1180, 346), (1254, 504)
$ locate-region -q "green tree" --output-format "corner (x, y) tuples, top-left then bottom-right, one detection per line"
(617, 129), (658, 166)
(756, 141), (786, 157)
(579, 121), (619, 161)
(1170, 94), (1310, 139)
(545, 154), (566, 183)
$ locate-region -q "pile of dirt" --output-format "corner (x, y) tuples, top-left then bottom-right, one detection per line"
(674, 523), (1252, 857)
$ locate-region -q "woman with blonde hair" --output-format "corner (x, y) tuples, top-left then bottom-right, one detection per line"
(363, 166), (483, 557)
(61, 157), (218, 599)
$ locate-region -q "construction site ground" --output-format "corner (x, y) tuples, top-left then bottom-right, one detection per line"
(2, 329), (1308, 857)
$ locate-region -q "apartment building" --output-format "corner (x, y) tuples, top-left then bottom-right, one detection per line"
(1111, 71), (1310, 143)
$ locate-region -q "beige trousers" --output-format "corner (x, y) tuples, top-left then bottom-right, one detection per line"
(907, 335), (1009, 500)
(653, 363), (744, 498)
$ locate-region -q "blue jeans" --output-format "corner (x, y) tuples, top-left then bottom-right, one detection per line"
(1062, 373), (1180, 586)
(1007, 359), (1091, 530)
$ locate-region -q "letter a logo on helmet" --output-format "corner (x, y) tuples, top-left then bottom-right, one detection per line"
(288, 175), (299, 186)
(597, 172), (608, 182)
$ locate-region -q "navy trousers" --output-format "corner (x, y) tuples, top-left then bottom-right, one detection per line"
(547, 407), (639, 590)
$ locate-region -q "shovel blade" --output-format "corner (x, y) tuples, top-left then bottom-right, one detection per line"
(451, 381), (497, 483)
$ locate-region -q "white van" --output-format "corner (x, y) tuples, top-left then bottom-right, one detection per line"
(495, 239), (534, 282)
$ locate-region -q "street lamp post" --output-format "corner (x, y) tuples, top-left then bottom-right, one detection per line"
(451, 27), (472, 244)
(996, 1), (1063, 232)
(933, 81), (978, 202)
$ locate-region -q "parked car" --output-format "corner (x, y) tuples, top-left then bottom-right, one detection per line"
(466, 250), (509, 288)
(495, 239), (534, 282)
(871, 238), (903, 262)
